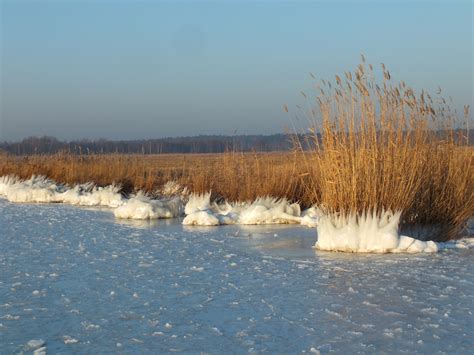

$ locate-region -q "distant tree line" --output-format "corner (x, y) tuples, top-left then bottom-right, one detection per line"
(1, 130), (470, 156)
(0, 134), (313, 155)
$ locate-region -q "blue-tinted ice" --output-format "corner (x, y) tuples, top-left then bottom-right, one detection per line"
(0, 200), (472, 353)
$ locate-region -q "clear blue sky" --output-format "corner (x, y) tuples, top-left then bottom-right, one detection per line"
(1, 0), (472, 141)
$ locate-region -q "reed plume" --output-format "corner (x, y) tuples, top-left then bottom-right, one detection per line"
(296, 57), (472, 241)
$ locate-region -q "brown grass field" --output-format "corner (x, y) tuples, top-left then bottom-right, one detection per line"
(0, 151), (313, 206)
(0, 146), (472, 241)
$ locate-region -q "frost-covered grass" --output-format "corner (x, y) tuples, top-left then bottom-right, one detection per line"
(292, 57), (473, 243)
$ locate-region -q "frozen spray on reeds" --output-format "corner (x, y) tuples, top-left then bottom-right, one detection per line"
(292, 55), (473, 245)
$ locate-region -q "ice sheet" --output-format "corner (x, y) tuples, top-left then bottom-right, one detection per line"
(0, 199), (472, 353)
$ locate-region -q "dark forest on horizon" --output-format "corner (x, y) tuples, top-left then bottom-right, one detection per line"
(1, 130), (472, 155)
(0, 134), (300, 155)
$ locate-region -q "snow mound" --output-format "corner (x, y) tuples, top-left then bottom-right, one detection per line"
(0, 175), (124, 207)
(183, 210), (221, 226)
(0, 175), (63, 203)
(315, 211), (473, 253)
(0, 175), (19, 195)
(182, 193), (319, 227)
(114, 194), (182, 220)
(58, 184), (124, 207)
(237, 197), (302, 225)
(182, 193), (233, 225)
(184, 192), (215, 215)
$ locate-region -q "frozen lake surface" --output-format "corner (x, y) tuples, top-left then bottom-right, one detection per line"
(0, 200), (473, 353)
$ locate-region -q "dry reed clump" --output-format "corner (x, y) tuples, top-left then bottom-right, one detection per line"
(294, 56), (473, 241)
(0, 151), (311, 206)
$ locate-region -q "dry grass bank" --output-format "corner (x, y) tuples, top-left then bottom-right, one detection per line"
(0, 151), (312, 206)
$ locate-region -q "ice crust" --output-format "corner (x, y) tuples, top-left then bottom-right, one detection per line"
(2, 200), (473, 354)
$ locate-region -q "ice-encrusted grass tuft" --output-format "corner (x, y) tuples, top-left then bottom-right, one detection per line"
(0, 175), (64, 203)
(182, 192), (319, 226)
(59, 184), (124, 207)
(0, 176), (319, 226)
(315, 210), (474, 253)
(293, 56), (472, 243)
(184, 192), (216, 215)
(114, 193), (182, 220)
(316, 210), (441, 253)
(0, 175), (124, 207)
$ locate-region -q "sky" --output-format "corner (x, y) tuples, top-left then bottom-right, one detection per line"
(0, 0), (472, 141)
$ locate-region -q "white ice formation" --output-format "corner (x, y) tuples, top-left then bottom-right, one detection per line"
(1, 175), (472, 253)
(0, 176), (318, 226)
(113, 193), (181, 220)
(182, 193), (320, 227)
(0, 175), (123, 207)
(315, 210), (472, 253)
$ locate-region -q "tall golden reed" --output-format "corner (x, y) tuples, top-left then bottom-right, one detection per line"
(294, 56), (472, 241)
